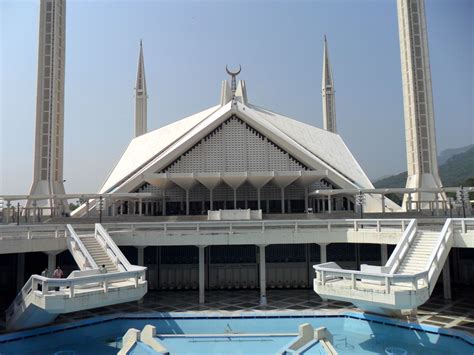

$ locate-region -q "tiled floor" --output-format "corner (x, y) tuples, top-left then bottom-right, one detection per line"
(46, 286), (474, 336)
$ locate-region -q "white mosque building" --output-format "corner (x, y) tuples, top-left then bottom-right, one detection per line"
(72, 49), (398, 219)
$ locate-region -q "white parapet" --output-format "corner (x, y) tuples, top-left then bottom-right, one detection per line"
(207, 209), (262, 220)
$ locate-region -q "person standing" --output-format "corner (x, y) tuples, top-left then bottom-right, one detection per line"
(52, 266), (64, 291)
(100, 264), (107, 274)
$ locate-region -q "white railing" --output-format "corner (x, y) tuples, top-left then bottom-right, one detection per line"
(314, 262), (428, 294)
(104, 218), (412, 236)
(426, 219), (454, 294)
(452, 218), (474, 233)
(66, 224), (97, 270)
(313, 218), (464, 301)
(95, 223), (133, 272)
(0, 224), (92, 240)
(5, 269), (146, 325)
(386, 219), (418, 273)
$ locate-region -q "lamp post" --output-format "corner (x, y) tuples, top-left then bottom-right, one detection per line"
(97, 196), (104, 224)
(456, 186), (469, 218)
(355, 191), (366, 219)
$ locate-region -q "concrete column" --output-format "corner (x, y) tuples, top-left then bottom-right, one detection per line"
(304, 188), (309, 212)
(328, 196), (332, 214)
(139, 198), (143, 216)
(137, 246), (145, 266)
(198, 246), (206, 303)
(46, 252), (57, 271)
(281, 188), (285, 214)
(112, 201), (116, 216)
(4, 201), (11, 224)
(322, 198), (326, 212)
(259, 245), (267, 299)
(209, 189), (214, 210)
(443, 257), (452, 300)
(162, 190), (166, 216)
(381, 244), (388, 266)
(257, 188), (261, 210)
(185, 189), (190, 215)
(319, 244), (327, 263)
(16, 253), (25, 291)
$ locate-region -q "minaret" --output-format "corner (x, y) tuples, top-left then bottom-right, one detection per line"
(135, 40), (148, 137)
(322, 36), (336, 133)
(27, 0), (67, 214)
(397, 0), (444, 209)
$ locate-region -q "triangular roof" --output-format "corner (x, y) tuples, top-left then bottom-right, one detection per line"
(100, 100), (375, 195)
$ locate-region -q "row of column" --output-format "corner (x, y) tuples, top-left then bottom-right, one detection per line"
(133, 243), (453, 303)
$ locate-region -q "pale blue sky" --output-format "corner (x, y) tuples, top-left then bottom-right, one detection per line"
(1, 0), (473, 194)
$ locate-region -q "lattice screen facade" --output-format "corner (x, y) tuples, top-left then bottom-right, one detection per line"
(135, 115), (340, 211)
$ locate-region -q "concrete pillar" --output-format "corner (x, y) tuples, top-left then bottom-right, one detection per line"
(198, 246), (206, 303)
(4, 200), (11, 224)
(162, 190), (166, 216)
(185, 189), (190, 215)
(381, 244), (388, 266)
(16, 253), (25, 291)
(46, 252), (57, 271)
(257, 188), (261, 210)
(233, 188), (237, 209)
(443, 256), (452, 300)
(209, 189), (214, 210)
(328, 196), (332, 214)
(304, 188), (309, 212)
(112, 201), (116, 217)
(319, 244), (327, 263)
(137, 246), (145, 266)
(281, 188), (285, 214)
(259, 245), (267, 299)
(139, 198), (143, 216)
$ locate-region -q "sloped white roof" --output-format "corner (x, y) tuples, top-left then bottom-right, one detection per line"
(100, 105), (220, 193)
(100, 100), (374, 194)
(246, 104), (374, 188)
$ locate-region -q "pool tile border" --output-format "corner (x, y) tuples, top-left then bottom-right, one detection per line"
(1, 310), (473, 347)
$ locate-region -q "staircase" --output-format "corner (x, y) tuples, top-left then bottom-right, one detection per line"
(79, 234), (119, 273)
(396, 231), (439, 274)
(6, 224), (147, 331)
(313, 219), (456, 316)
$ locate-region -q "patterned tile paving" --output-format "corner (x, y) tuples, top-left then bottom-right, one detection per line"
(2, 287), (473, 336)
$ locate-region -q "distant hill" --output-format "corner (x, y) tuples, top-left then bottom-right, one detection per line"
(438, 144), (474, 165)
(375, 145), (474, 188)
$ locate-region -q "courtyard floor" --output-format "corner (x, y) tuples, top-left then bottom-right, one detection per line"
(42, 286), (474, 336)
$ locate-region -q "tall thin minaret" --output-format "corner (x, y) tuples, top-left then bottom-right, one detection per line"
(322, 35), (336, 133)
(135, 40), (148, 137)
(397, 0), (444, 209)
(27, 0), (67, 213)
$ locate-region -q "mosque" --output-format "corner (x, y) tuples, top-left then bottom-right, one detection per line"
(71, 41), (398, 219)
(2, 0), (473, 343)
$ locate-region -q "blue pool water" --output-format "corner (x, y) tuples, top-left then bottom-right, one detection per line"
(0, 312), (472, 354)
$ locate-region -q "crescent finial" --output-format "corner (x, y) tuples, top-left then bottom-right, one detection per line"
(226, 64), (241, 76)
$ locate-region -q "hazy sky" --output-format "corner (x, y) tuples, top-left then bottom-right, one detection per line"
(1, 0), (473, 195)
